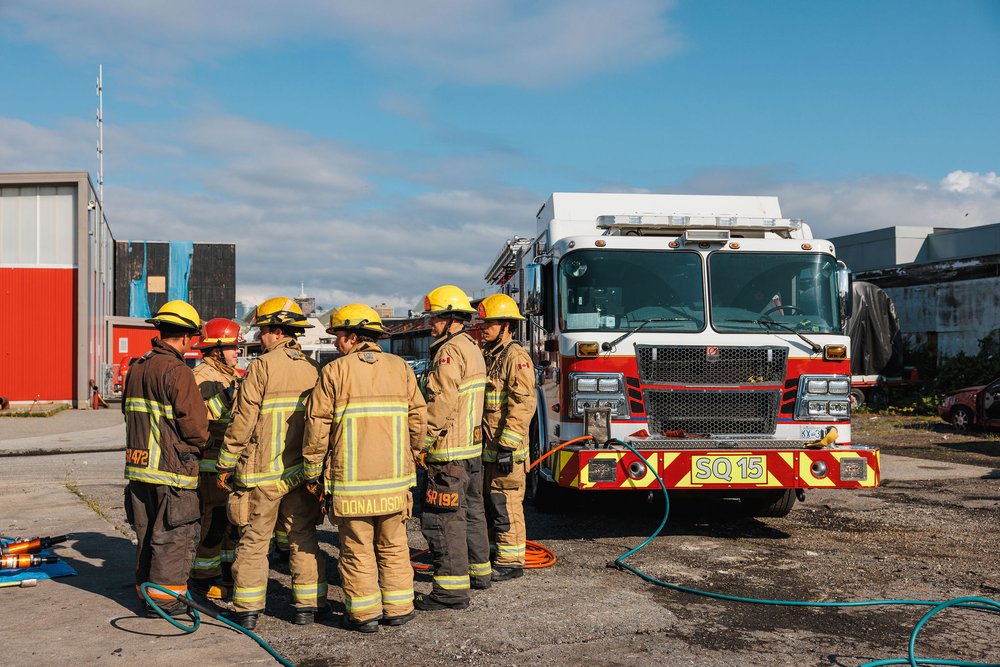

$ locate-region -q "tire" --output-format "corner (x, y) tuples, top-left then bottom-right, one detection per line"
(525, 416), (541, 503)
(741, 489), (797, 518)
(867, 389), (889, 410)
(849, 388), (866, 409)
(951, 405), (973, 433)
(532, 478), (567, 514)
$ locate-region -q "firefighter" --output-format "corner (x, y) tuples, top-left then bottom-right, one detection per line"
(478, 294), (536, 582)
(217, 297), (327, 629)
(189, 318), (243, 600)
(303, 304), (427, 632)
(123, 300), (209, 617)
(415, 285), (489, 611)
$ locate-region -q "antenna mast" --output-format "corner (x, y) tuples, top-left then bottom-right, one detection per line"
(96, 65), (104, 210)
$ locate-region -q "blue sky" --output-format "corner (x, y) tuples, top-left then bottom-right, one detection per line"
(2, 1), (999, 312)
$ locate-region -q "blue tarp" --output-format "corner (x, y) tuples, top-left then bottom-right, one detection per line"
(0, 537), (77, 583)
(168, 240), (194, 302)
(128, 242), (151, 319)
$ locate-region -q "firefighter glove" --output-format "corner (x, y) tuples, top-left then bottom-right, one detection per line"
(305, 478), (324, 501)
(217, 468), (235, 492)
(496, 449), (514, 475)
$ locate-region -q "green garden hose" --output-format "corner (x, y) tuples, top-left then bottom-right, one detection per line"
(139, 582), (296, 667)
(608, 438), (1000, 667)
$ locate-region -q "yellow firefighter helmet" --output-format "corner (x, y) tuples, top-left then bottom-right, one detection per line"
(423, 285), (475, 315)
(145, 300), (201, 332)
(253, 296), (313, 329)
(327, 304), (389, 339)
(477, 293), (525, 321)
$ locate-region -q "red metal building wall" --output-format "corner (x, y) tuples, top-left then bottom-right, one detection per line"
(111, 324), (156, 370)
(0, 267), (76, 402)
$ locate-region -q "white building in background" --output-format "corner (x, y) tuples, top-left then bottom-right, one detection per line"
(832, 223), (1000, 363)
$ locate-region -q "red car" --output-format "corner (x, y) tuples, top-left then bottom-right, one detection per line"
(937, 377), (1000, 432)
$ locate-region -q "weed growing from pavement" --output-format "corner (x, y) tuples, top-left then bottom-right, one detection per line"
(64, 482), (132, 537)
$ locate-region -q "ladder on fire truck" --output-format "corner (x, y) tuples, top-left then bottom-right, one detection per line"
(484, 236), (532, 286)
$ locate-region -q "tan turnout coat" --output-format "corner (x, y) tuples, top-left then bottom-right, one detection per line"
(193, 356), (240, 473)
(219, 337), (318, 491)
(423, 331), (487, 463)
(482, 339), (536, 463)
(302, 343), (426, 517)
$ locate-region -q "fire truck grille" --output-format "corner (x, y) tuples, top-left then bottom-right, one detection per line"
(635, 345), (788, 386)
(643, 389), (780, 435)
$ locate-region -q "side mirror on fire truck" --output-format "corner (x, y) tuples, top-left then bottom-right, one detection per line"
(836, 261), (853, 320)
(523, 263), (544, 316)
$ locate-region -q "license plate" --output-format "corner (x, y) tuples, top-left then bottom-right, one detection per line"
(690, 455), (768, 485)
(800, 426), (824, 440)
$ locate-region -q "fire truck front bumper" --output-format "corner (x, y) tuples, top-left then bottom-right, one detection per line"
(544, 445), (880, 491)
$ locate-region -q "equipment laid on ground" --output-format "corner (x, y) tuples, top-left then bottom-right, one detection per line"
(0, 554), (59, 569)
(485, 193), (879, 518)
(0, 578), (37, 589)
(0, 535), (68, 556)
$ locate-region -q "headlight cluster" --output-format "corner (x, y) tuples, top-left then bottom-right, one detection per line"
(796, 375), (851, 420)
(569, 372), (627, 418)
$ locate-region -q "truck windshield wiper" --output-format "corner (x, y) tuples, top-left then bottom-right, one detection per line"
(726, 319), (822, 353)
(601, 317), (691, 351)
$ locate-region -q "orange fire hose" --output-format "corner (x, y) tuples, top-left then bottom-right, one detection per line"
(410, 435), (595, 571)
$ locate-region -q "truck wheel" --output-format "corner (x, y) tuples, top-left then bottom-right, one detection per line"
(849, 388), (866, 409)
(951, 405), (973, 433)
(533, 479), (576, 514)
(867, 389), (888, 410)
(742, 489), (797, 518)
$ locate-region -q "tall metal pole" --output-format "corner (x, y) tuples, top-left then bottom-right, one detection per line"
(96, 64), (104, 210)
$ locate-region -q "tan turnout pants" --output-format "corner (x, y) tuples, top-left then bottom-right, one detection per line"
(335, 498), (414, 623)
(229, 484), (327, 612)
(484, 459), (527, 567)
(192, 473), (237, 584)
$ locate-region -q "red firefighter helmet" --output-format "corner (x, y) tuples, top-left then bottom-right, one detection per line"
(195, 318), (244, 350)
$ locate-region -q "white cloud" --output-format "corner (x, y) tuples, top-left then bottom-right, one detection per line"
(679, 169), (1000, 238)
(940, 170), (1000, 195)
(4, 0), (680, 87)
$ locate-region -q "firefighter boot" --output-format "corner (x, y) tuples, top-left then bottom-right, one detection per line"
(342, 614), (380, 633)
(414, 593), (470, 611)
(381, 610), (416, 627)
(492, 565), (524, 582)
(229, 610), (260, 630)
(294, 605), (332, 626)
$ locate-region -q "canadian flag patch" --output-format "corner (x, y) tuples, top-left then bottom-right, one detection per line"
(516, 362), (530, 369)
(438, 357), (452, 365)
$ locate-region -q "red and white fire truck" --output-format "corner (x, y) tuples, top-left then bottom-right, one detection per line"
(485, 193), (880, 516)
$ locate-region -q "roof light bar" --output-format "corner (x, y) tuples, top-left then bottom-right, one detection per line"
(596, 214), (802, 231)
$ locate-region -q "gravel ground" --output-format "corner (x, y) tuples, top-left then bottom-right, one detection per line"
(6, 411), (998, 666)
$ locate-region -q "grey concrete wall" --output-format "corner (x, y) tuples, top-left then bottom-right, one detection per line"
(886, 275), (1000, 362)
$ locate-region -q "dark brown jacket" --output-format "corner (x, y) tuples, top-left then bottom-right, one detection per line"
(123, 338), (209, 489)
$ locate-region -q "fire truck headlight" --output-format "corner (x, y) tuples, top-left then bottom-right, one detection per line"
(796, 375), (852, 422)
(827, 379), (850, 395)
(828, 401), (849, 416)
(807, 401), (828, 416)
(569, 372), (627, 418)
(807, 379), (829, 394)
(597, 377), (620, 392)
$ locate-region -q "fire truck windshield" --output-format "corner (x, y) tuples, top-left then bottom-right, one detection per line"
(709, 252), (841, 334)
(558, 250), (705, 332)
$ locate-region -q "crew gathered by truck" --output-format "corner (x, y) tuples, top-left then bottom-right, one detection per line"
(122, 286), (531, 631)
